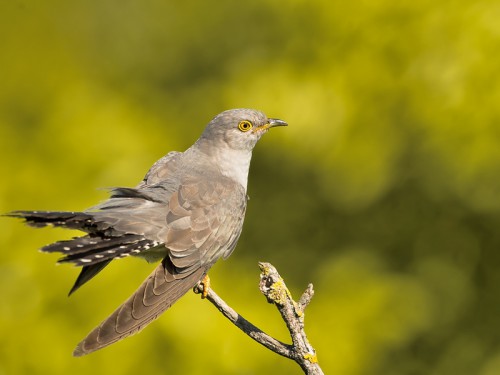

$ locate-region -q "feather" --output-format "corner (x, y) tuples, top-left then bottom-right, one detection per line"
(68, 261), (112, 296)
(73, 259), (208, 356)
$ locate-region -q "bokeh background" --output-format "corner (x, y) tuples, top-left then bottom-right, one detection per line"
(2, 1), (500, 374)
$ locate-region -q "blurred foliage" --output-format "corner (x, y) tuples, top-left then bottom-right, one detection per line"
(1, 0), (500, 374)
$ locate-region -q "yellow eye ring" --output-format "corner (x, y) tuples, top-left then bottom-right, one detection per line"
(238, 120), (253, 132)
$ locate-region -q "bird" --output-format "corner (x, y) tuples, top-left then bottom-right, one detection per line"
(7, 108), (287, 356)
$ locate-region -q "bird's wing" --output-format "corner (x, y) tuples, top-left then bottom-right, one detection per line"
(73, 258), (208, 356)
(136, 151), (182, 188)
(160, 176), (247, 269)
(74, 176), (247, 356)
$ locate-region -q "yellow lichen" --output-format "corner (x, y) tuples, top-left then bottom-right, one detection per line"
(294, 302), (304, 317)
(303, 352), (318, 363)
(269, 280), (288, 304)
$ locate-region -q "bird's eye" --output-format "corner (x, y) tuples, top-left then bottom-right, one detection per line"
(238, 120), (253, 132)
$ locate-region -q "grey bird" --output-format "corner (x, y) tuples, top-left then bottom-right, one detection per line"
(7, 108), (287, 356)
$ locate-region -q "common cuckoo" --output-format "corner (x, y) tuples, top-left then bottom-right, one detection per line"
(8, 108), (287, 356)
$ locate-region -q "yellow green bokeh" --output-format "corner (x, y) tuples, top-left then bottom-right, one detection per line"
(2, 1), (500, 374)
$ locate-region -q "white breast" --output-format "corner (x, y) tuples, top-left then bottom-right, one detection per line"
(215, 147), (252, 191)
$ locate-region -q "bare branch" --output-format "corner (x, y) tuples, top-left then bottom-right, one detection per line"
(194, 262), (323, 374)
(258, 262), (323, 375)
(298, 284), (315, 312)
(194, 282), (293, 358)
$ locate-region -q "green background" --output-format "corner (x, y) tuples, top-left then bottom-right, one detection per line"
(2, 1), (500, 374)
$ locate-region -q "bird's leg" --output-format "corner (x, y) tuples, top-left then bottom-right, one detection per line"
(201, 274), (210, 298)
(194, 274), (211, 299)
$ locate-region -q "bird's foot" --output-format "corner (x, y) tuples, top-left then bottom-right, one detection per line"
(194, 274), (211, 299)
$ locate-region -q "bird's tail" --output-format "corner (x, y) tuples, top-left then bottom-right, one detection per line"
(6, 210), (97, 230)
(73, 259), (208, 356)
(6, 210), (158, 294)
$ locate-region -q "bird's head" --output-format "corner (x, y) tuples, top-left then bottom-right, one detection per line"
(199, 109), (287, 151)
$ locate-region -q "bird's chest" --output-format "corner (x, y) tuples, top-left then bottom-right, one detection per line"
(214, 148), (252, 192)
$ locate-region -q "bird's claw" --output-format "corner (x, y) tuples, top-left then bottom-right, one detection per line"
(194, 274), (211, 299)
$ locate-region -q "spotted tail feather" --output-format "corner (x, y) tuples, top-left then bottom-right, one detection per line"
(6, 210), (163, 294)
(5, 210), (97, 231)
(43, 234), (151, 265)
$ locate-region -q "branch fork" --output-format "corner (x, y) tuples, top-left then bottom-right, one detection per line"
(194, 262), (323, 374)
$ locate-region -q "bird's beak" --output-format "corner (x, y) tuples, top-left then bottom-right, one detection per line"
(267, 118), (288, 128)
(252, 118), (288, 133)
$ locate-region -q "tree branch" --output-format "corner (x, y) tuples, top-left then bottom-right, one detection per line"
(194, 262), (323, 374)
